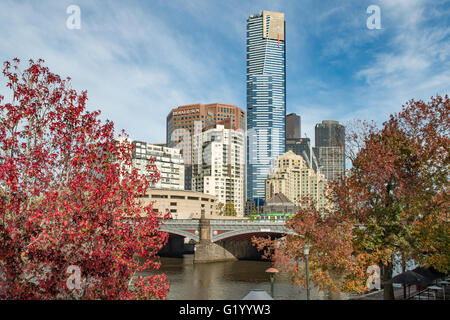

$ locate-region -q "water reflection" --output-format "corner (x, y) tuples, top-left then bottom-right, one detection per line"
(139, 255), (350, 300)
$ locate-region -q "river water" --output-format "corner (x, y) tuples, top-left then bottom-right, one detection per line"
(140, 255), (352, 300)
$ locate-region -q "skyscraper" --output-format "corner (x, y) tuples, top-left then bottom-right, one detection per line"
(315, 120), (345, 148)
(285, 112), (312, 168)
(313, 120), (345, 181)
(286, 137), (312, 168)
(192, 122), (245, 217)
(286, 113), (300, 139)
(246, 10), (286, 201)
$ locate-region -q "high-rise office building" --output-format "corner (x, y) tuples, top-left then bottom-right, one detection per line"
(247, 10), (286, 202)
(315, 120), (345, 147)
(192, 122), (245, 217)
(166, 103), (245, 190)
(313, 120), (345, 181)
(286, 137), (311, 167)
(285, 113), (322, 172)
(286, 113), (300, 139)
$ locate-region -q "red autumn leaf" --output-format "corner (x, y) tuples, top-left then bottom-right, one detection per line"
(0, 58), (169, 300)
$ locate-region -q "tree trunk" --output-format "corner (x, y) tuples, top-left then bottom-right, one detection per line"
(402, 255), (406, 299)
(327, 269), (342, 300)
(383, 262), (395, 300)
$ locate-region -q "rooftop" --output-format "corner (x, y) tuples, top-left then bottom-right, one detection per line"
(266, 193), (294, 206)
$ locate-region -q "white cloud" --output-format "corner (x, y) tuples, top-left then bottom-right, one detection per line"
(0, 0), (448, 148)
(347, 0), (450, 125)
(0, 0), (242, 143)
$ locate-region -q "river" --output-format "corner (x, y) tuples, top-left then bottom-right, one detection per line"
(139, 255), (352, 300)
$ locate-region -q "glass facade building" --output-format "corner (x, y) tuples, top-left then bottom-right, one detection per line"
(286, 137), (311, 167)
(313, 120), (345, 182)
(246, 10), (286, 201)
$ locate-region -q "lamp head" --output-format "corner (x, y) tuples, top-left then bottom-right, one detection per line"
(265, 267), (279, 274)
(303, 244), (311, 255)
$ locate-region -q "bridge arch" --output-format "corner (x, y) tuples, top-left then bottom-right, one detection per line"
(159, 225), (199, 242)
(212, 228), (297, 242)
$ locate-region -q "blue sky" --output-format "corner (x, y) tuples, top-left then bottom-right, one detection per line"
(0, 0), (449, 145)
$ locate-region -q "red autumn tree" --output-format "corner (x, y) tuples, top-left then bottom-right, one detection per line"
(0, 58), (169, 299)
(392, 96), (449, 272)
(338, 95), (449, 299)
(253, 198), (381, 297)
(253, 95), (449, 300)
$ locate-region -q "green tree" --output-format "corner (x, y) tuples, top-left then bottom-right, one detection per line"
(223, 202), (237, 217)
(217, 202), (224, 216)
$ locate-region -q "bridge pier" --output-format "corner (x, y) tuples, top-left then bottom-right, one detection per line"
(194, 218), (237, 263)
(194, 241), (238, 263)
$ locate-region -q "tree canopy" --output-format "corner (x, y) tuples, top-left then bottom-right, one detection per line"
(253, 95), (449, 299)
(0, 59), (169, 299)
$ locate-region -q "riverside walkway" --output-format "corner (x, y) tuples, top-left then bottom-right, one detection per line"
(352, 287), (418, 300)
(353, 283), (449, 300)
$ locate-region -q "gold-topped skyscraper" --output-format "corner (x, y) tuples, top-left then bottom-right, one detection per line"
(247, 10), (286, 202)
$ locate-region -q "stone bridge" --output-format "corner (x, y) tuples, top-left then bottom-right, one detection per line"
(159, 219), (299, 263)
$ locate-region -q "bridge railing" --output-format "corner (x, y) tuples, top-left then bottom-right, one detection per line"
(161, 219), (200, 225)
(209, 219), (286, 225)
(161, 219), (287, 226)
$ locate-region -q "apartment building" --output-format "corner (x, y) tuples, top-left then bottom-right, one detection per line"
(192, 122), (245, 217)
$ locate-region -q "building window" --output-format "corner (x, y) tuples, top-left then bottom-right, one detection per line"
(151, 195), (168, 199)
(170, 202), (177, 206)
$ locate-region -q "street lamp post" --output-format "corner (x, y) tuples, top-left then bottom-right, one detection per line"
(303, 244), (311, 300)
(265, 267), (279, 298)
